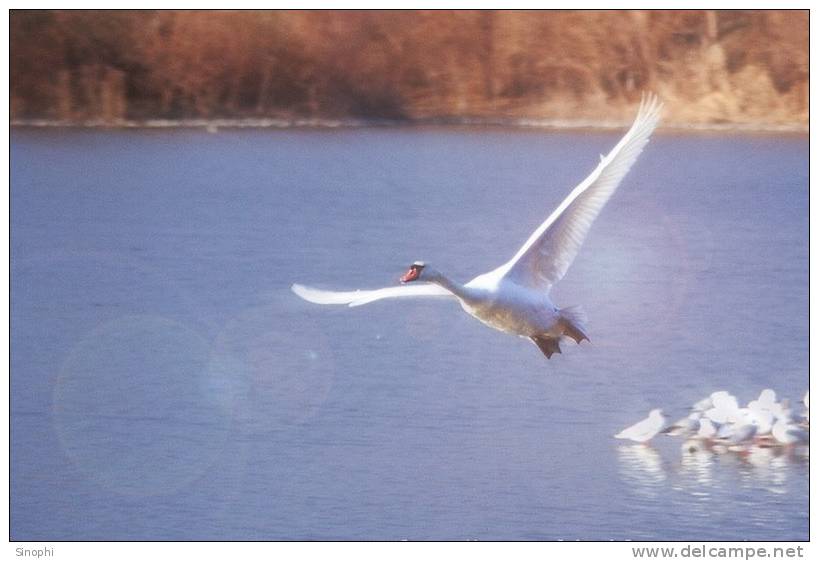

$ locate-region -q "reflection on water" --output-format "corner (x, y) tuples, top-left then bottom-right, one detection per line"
(617, 445), (666, 498)
(741, 445), (808, 494)
(743, 446), (784, 491)
(678, 444), (714, 489)
(619, 440), (808, 516)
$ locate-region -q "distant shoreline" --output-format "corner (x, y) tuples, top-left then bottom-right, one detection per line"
(10, 118), (808, 134)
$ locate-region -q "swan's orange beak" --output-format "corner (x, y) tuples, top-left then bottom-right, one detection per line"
(400, 267), (420, 283)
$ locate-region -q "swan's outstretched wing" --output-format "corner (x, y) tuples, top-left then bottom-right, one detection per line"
(499, 93), (663, 292)
(291, 283), (453, 307)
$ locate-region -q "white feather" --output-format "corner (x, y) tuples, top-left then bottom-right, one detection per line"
(496, 93), (663, 292)
(291, 283), (452, 307)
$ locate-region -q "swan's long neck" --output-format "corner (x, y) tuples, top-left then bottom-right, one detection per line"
(426, 269), (475, 303)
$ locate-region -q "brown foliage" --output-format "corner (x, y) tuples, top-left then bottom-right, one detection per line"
(9, 9), (808, 125)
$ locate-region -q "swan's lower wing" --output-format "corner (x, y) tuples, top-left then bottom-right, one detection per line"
(291, 283), (453, 307)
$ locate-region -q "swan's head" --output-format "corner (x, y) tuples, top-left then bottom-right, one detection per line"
(400, 261), (427, 283)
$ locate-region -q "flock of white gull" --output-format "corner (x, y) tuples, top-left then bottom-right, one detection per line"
(614, 389), (809, 452)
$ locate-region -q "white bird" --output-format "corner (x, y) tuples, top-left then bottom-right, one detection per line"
(748, 388), (777, 412)
(715, 421), (736, 440)
(663, 412), (702, 437)
(740, 407), (774, 436)
(705, 391), (741, 423)
(771, 418), (809, 445)
(690, 396), (713, 414)
(615, 409), (668, 443)
(710, 391), (739, 409)
(697, 418), (718, 440)
(292, 94), (663, 359)
(772, 399), (799, 423)
(724, 422), (757, 446)
(747, 388), (794, 421)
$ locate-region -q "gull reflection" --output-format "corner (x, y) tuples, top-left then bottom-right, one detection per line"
(617, 445), (667, 497)
(744, 445), (807, 492)
(746, 445), (776, 469)
(742, 446), (790, 493)
(676, 440), (807, 496)
(679, 441), (715, 488)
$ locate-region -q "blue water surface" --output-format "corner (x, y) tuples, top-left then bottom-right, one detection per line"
(11, 126), (808, 540)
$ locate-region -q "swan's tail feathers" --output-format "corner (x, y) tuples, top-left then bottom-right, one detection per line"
(558, 306), (589, 344)
(531, 334), (562, 359)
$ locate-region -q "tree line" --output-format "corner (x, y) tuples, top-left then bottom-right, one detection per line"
(10, 10), (808, 125)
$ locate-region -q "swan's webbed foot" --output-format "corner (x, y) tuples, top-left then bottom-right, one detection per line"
(531, 335), (562, 359)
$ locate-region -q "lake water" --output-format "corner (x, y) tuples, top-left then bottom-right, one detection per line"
(10, 126), (808, 541)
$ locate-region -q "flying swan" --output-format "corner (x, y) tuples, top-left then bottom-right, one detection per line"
(292, 94), (663, 359)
